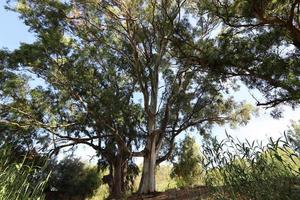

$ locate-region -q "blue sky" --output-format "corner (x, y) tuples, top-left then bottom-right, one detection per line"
(1, 2), (300, 162)
(0, 1), (34, 50)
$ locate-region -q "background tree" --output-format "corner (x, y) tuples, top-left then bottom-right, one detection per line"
(170, 135), (204, 188)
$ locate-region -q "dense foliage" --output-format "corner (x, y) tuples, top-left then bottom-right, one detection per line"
(190, 0), (300, 110)
(0, 145), (48, 200)
(47, 157), (101, 199)
(202, 134), (300, 200)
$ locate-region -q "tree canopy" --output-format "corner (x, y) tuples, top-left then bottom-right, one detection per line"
(188, 0), (300, 110)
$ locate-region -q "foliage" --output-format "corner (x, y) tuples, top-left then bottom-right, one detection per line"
(202, 133), (300, 200)
(124, 160), (140, 192)
(47, 157), (101, 198)
(171, 136), (204, 188)
(2, 0), (144, 196)
(87, 184), (109, 200)
(190, 0), (300, 109)
(0, 145), (49, 200)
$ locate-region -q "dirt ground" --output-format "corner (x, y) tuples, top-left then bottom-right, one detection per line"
(128, 186), (211, 200)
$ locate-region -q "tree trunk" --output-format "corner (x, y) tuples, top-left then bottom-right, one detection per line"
(138, 135), (157, 194)
(121, 159), (128, 191)
(103, 157), (124, 199)
(108, 159), (123, 199)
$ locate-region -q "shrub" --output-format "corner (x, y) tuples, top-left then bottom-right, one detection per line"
(0, 145), (49, 200)
(47, 157), (101, 199)
(202, 134), (300, 200)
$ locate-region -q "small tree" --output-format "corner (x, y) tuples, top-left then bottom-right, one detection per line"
(171, 136), (203, 188)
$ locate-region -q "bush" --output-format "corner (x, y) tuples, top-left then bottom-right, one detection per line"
(0, 145), (49, 200)
(202, 134), (300, 200)
(47, 157), (101, 199)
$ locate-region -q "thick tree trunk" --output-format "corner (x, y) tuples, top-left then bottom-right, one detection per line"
(138, 135), (157, 194)
(107, 158), (123, 199)
(139, 66), (159, 194)
(112, 162), (122, 198)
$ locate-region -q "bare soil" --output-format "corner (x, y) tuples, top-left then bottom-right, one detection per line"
(128, 186), (211, 200)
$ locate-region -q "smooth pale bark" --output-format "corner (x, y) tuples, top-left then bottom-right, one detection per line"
(138, 59), (160, 194)
(138, 133), (158, 194)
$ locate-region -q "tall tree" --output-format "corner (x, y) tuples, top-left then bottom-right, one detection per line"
(1, 0), (253, 195)
(65, 0), (252, 193)
(1, 43), (141, 198)
(95, 1), (249, 193)
(1, 1), (143, 198)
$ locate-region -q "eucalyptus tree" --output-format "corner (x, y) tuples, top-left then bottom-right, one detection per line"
(1, 1), (143, 198)
(1, 0), (254, 195)
(187, 0), (300, 111)
(1, 42), (141, 199)
(64, 0), (252, 194)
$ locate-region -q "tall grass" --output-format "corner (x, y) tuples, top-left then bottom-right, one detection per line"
(202, 133), (300, 200)
(0, 146), (49, 200)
